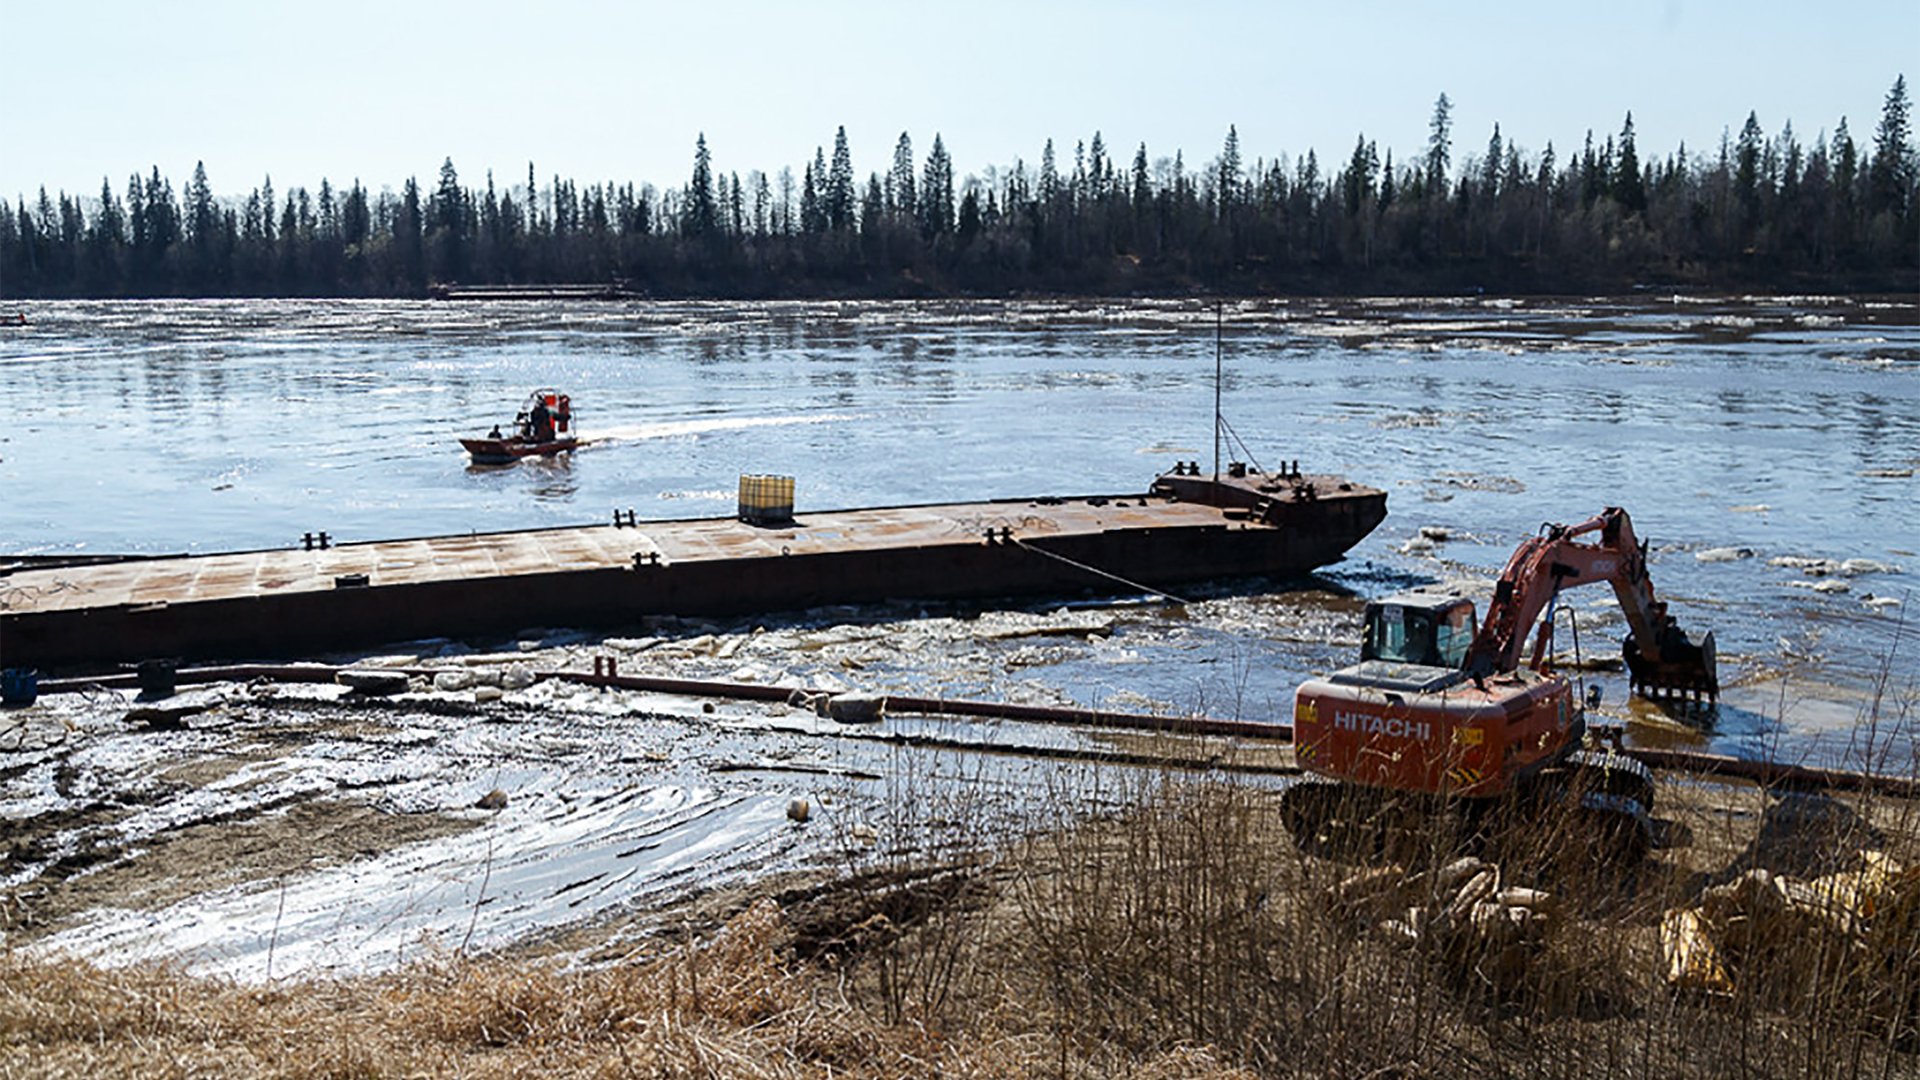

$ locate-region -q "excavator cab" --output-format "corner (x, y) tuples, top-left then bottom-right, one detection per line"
(1360, 592), (1477, 669)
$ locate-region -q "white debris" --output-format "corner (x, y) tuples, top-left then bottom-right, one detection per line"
(1771, 556), (1842, 576)
(1696, 547), (1756, 563)
(603, 637), (661, 654)
(1399, 536), (1437, 556)
(1863, 595), (1903, 610)
(724, 663), (786, 684)
(432, 670), (474, 692)
(1769, 555), (1901, 577)
(502, 666), (536, 691)
(1841, 558), (1901, 576)
(1417, 525), (1453, 542)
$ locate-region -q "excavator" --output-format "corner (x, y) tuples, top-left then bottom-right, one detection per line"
(1284, 506), (1718, 859)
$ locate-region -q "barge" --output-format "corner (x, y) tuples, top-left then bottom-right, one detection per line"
(0, 466), (1386, 670)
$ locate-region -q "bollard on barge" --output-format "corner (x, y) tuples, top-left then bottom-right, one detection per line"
(0, 465), (1386, 670)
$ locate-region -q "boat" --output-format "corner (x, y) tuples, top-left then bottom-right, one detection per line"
(0, 464), (1388, 669)
(460, 389), (579, 463)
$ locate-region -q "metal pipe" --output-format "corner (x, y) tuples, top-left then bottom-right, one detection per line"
(32, 662), (1920, 799)
(553, 668), (1286, 740)
(1621, 745), (1920, 800)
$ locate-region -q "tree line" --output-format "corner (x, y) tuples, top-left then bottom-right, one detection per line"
(2, 77), (1913, 299)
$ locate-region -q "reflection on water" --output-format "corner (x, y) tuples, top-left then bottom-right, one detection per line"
(465, 454), (580, 503)
(2, 296), (1916, 765)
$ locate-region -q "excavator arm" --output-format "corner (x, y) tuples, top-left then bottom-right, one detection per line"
(1464, 507), (1717, 701)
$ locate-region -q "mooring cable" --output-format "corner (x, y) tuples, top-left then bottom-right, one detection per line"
(1007, 535), (1193, 605)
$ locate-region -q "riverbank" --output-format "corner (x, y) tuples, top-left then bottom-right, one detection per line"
(4, 593), (1918, 1076)
(5, 749), (1915, 1079)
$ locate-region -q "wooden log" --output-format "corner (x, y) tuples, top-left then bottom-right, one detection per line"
(1662, 908), (1734, 995)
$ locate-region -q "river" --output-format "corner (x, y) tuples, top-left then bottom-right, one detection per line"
(2, 296), (1916, 767)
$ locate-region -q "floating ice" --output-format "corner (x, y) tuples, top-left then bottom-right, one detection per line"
(1696, 547), (1756, 563)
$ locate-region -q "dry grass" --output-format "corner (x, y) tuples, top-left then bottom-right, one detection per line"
(8, 683), (1920, 1079)
(5, 766), (1919, 1079)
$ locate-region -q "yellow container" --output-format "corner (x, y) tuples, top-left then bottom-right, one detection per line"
(738, 474), (795, 524)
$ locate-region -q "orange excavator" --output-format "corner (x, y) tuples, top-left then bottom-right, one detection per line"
(1285, 507), (1717, 857)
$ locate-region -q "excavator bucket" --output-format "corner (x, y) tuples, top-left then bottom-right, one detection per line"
(1624, 627), (1719, 703)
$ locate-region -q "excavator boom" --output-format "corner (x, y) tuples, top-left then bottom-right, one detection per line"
(1464, 507), (1717, 701)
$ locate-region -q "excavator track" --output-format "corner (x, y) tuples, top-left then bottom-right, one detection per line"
(1281, 749), (1658, 865)
(1538, 749), (1655, 863)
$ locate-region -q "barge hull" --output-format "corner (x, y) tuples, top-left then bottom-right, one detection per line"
(1, 474), (1385, 669)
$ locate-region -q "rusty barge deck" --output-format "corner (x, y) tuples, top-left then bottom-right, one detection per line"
(0, 470), (1386, 670)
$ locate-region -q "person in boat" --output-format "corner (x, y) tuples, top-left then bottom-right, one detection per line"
(528, 398), (554, 442)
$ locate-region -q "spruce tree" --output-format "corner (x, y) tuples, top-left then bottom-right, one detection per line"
(1426, 93), (1452, 195)
(889, 132), (917, 222)
(684, 134), (717, 238)
(1218, 125), (1242, 218)
(1868, 74), (1912, 218)
(1736, 112), (1765, 210)
(921, 135), (954, 238)
(1614, 112), (1647, 213)
(827, 126), (856, 231)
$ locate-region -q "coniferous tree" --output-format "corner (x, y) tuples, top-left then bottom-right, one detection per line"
(921, 135), (954, 239)
(800, 151), (825, 234)
(1613, 113), (1647, 214)
(1735, 112), (1765, 213)
(396, 177), (425, 291)
(426, 159), (470, 282)
(1868, 74), (1913, 219)
(1426, 93), (1453, 195)
(888, 133), (917, 223)
(684, 134), (717, 238)
(1038, 139), (1060, 216)
(1218, 125), (1242, 219)
(2, 82), (1914, 298)
(86, 177), (125, 292)
(827, 126), (856, 232)
(185, 162), (219, 288)
(1088, 132), (1110, 202)
(751, 171), (771, 237)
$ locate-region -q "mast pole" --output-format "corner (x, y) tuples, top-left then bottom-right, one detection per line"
(1213, 301), (1223, 480)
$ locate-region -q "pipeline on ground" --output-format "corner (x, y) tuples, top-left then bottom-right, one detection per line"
(29, 661), (1920, 800)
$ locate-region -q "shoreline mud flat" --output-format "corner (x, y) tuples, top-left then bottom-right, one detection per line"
(3, 601), (1913, 986)
(0, 604), (1296, 979)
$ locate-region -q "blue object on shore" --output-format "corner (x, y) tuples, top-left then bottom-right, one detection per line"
(1, 667), (38, 706)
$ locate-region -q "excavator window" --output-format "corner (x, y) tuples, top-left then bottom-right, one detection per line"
(1436, 603), (1476, 668)
(1366, 605), (1436, 666)
(1362, 597), (1476, 669)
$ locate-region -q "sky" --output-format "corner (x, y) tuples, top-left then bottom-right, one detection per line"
(1, 0), (1913, 206)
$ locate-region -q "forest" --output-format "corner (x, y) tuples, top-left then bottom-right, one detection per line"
(2, 77), (1913, 299)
